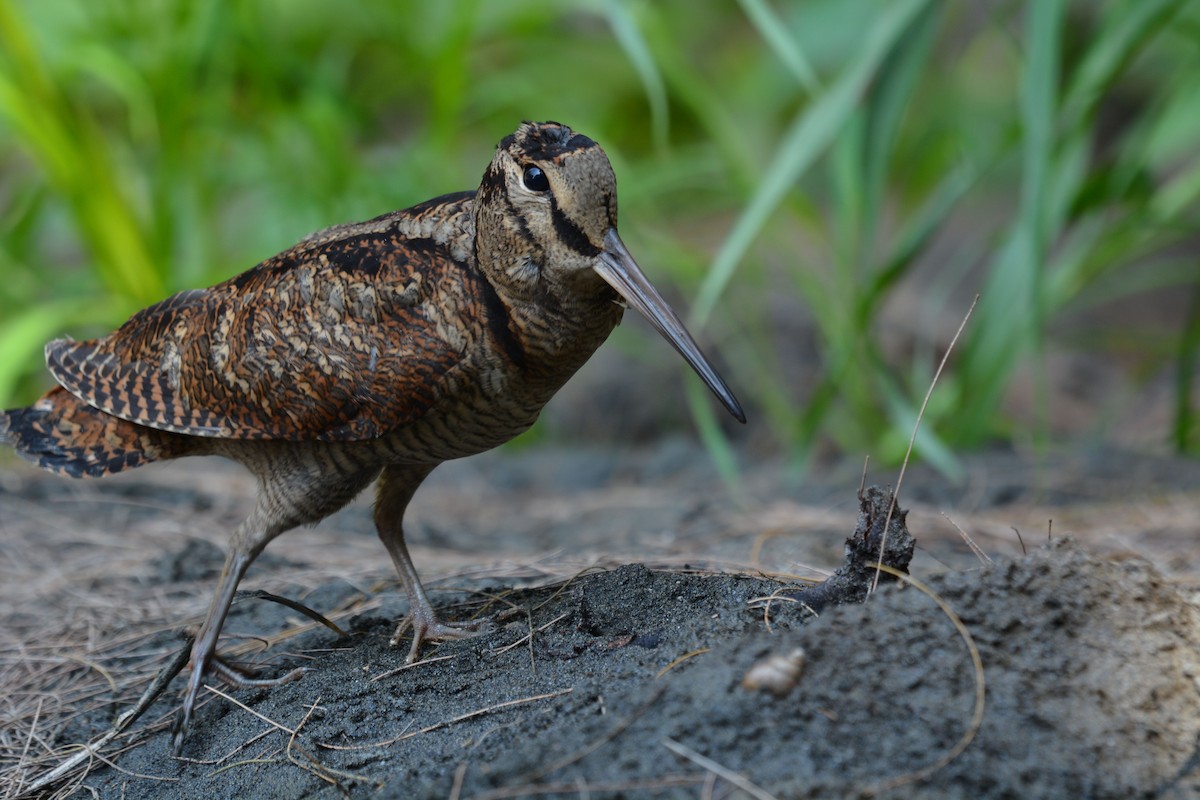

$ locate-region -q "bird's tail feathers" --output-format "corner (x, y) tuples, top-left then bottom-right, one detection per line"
(1, 387), (185, 478)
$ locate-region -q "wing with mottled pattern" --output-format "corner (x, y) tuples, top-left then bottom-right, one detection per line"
(46, 218), (485, 442)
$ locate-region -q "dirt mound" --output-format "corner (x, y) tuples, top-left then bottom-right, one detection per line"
(12, 536), (1198, 799)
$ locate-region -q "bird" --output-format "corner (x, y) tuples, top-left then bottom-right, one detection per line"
(0, 121), (745, 752)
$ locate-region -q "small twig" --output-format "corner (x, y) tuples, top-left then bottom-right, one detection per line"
(1011, 527), (1027, 555)
(655, 649), (710, 678)
(203, 685), (297, 736)
(176, 728), (275, 766)
(662, 738), (778, 800)
(315, 688), (573, 751)
(397, 688), (574, 742)
(492, 613), (569, 655)
(13, 696), (43, 796)
(526, 566), (608, 614)
(58, 653), (120, 698)
(285, 696), (375, 789)
(872, 294), (979, 593)
(369, 653), (455, 683)
(940, 512), (992, 564)
(24, 633), (193, 794)
(450, 762), (469, 800)
(864, 563), (986, 794)
(747, 591), (818, 632)
(87, 748), (180, 784)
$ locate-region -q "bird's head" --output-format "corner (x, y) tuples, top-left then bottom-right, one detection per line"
(475, 121), (744, 423)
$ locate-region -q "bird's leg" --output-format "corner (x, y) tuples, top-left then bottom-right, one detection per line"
(376, 464), (494, 663)
(172, 509), (280, 755)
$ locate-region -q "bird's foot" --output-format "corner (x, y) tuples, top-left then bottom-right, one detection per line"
(390, 613), (497, 663)
(208, 655), (310, 688)
(172, 654), (309, 755)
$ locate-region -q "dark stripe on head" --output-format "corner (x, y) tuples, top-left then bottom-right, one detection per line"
(549, 196), (601, 257)
(509, 121), (596, 162)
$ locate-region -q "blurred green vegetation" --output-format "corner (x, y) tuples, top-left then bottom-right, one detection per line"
(0, 0), (1197, 467)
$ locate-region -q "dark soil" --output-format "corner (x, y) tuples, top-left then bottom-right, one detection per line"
(2, 444), (1200, 798)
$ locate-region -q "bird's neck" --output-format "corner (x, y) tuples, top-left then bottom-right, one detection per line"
(501, 276), (625, 383)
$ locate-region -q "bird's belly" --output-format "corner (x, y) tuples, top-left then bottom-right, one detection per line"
(361, 345), (595, 465)
(370, 394), (540, 464)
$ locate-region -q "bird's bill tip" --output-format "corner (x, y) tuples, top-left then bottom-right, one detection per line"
(595, 230), (746, 424)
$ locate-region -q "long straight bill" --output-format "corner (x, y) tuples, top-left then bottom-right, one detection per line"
(594, 229), (746, 423)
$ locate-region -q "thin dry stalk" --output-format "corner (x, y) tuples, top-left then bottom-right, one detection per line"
(315, 688), (572, 751)
(864, 563), (986, 794)
(369, 654), (455, 683)
(662, 737), (778, 800)
(285, 697), (376, 790)
(202, 686), (296, 736)
(85, 749), (178, 785)
(655, 649), (710, 679)
(940, 512), (992, 564)
(747, 590), (817, 632)
(871, 294), (979, 593)
(449, 761), (469, 800)
(491, 612), (568, 655)
(11, 696), (42, 796)
(176, 728), (275, 766)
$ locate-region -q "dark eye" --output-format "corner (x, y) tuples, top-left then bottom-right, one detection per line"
(522, 165), (550, 193)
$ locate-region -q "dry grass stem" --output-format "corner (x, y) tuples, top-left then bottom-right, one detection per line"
(655, 649), (710, 679)
(314, 688), (572, 752)
(283, 697), (376, 790)
(449, 761), (469, 800)
(202, 686), (297, 736)
(491, 612), (569, 655)
(865, 563), (986, 794)
(940, 512), (993, 564)
(662, 737), (778, 800)
(871, 293), (979, 593)
(369, 654), (456, 683)
(748, 590), (818, 632)
(176, 728), (275, 766)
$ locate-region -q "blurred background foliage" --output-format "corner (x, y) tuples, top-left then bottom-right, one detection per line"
(0, 0), (1197, 473)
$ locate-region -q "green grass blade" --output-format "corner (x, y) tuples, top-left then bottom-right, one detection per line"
(602, 0), (670, 153)
(0, 298), (124, 404)
(735, 0), (820, 94)
(684, 372), (742, 493)
(860, 1), (940, 257)
(690, 0), (934, 329)
(1175, 284), (1200, 452)
(1060, 0), (1183, 129)
(954, 0), (1064, 444)
(0, 2), (164, 304)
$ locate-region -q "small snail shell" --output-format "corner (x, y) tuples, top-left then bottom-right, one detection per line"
(742, 647), (806, 697)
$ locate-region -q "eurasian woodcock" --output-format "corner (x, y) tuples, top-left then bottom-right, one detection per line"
(0, 121), (745, 752)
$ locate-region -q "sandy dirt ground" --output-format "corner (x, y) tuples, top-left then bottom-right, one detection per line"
(2, 442), (1200, 798)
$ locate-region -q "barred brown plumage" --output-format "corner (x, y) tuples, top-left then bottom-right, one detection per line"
(0, 121), (745, 753)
